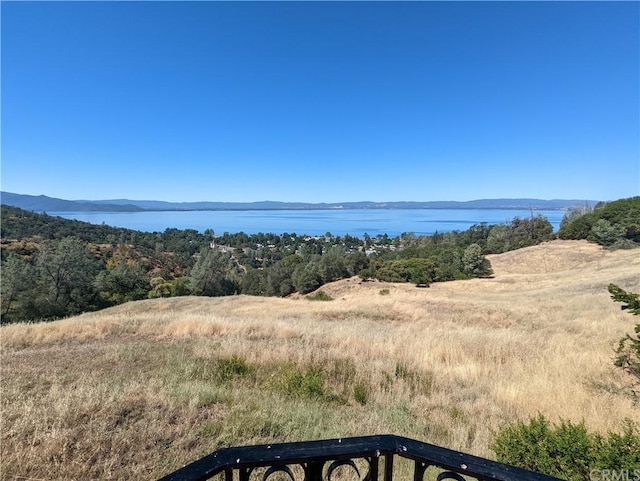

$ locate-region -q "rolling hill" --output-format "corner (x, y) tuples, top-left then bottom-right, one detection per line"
(1, 240), (638, 480)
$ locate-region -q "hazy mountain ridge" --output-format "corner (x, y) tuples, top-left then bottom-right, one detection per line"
(1, 191), (597, 213)
(0, 192), (144, 213)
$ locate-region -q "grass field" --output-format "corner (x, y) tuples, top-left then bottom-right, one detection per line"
(1, 240), (639, 480)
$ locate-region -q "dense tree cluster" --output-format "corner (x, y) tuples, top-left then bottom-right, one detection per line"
(0, 204), (559, 323)
(558, 196), (640, 249)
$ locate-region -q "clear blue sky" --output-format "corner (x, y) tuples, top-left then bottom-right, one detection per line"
(2, 1), (638, 203)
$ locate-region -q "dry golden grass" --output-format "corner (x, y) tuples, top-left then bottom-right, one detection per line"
(1, 240), (639, 480)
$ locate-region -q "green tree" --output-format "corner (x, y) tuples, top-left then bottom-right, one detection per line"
(459, 222), (492, 249)
(357, 266), (376, 281)
(462, 243), (493, 277)
(373, 258), (436, 285)
(148, 277), (171, 298)
(282, 253), (304, 270)
(509, 215), (554, 249)
(241, 268), (267, 296)
(169, 277), (191, 296)
(345, 250), (369, 276)
(95, 262), (150, 305)
(591, 219), (626, 248)
(559, 205), (593, 233)
(486, 224), (512, 254)
(559, 213), (594, 240)
(148, 277), (190, 298)
(292, 262), (323, 294)
(363, 232), (372, 248)
(1, 253), (36, 323)
(608, 284), (640, 383)
(486, 216), (553, 253)
(265, 255), (302, 296)
(36, 237), (101, 318)
(318, 247), (348, 283)
(188, 248), (238, 297)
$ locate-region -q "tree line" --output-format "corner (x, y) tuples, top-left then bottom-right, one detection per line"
(558, 196), (640, 248)
(1, 204), (560, 323)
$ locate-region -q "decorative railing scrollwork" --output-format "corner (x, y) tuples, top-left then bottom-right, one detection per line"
(159, 434), (562, 481)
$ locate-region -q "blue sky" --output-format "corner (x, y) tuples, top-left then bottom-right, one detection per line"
(2, 1), (638, 203)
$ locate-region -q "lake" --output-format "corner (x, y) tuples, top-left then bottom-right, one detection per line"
(53, 209), (566, 238)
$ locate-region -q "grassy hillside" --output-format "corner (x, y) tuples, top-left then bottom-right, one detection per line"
(1, 240), (638, 480)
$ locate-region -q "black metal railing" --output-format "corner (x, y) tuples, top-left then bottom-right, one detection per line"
(159, 434), (563, 481)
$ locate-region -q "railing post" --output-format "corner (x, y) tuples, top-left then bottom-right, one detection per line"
(368, 456), (379, 481)
(383, 454), (393, 481)
(304, 460), (324, 481)
(413, 461), (427, 481)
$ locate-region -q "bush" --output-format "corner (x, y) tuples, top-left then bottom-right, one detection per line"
(184, 355), (254, 383)
(278, 364), (344, 403)
(215, 356), (253, 381)
(353, 382), (369, 405)
(492, 415), (640, 481)
(284, 366), (326, 398)
(357, 267), (376, 280)
(306, 291), (333, 301)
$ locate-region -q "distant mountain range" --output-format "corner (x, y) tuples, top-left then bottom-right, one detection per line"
(0, 191), (598, 213)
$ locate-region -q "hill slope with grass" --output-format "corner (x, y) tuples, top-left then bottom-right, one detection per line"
(1, 240), (639, 480)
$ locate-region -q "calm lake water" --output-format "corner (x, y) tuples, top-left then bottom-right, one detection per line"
(53, 209), (566, 238)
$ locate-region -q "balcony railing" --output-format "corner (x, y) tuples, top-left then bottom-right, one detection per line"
(158, 434), (562, 481)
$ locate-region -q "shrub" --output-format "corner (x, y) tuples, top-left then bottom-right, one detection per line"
(184, 355), (253, 383)
(492, 415), (640, 481)
(280, 364), (344, 403)
(284, 366), (326, 398)
(357, 267), (376, 280)
(353, 382), (369, 405)
(215, 356), (253, 381)
(306, 291), (333, 301)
